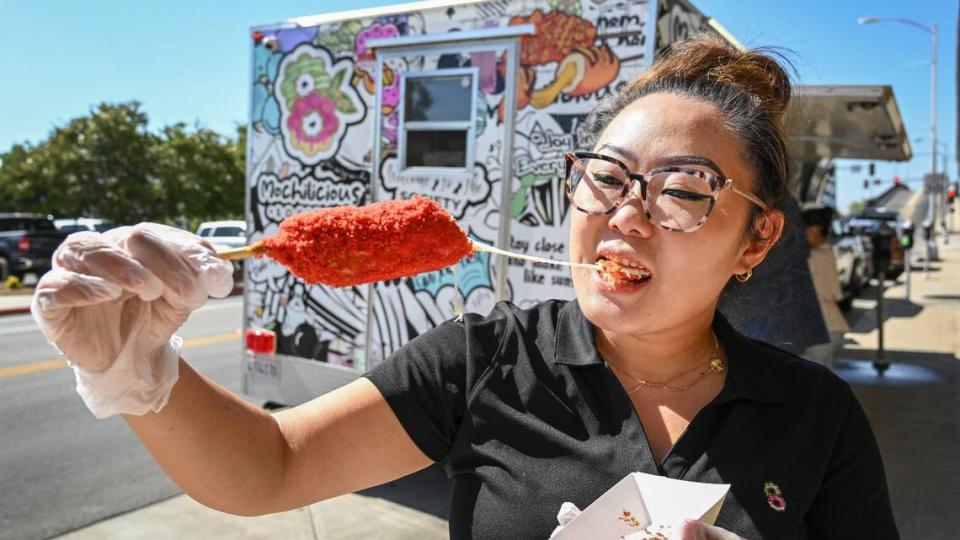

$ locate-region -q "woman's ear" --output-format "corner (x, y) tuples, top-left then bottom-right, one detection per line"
(735, 210), (785, 274)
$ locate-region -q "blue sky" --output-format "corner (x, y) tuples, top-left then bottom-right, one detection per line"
(1, 0), (955, 213)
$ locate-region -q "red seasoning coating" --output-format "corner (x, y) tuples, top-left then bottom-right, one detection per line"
(261, 196), (473, 287)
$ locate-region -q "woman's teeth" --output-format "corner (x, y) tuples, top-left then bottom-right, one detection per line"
(596, 257), (651, 283)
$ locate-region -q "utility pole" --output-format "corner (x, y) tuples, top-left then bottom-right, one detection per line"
(929, 23), (940, 257)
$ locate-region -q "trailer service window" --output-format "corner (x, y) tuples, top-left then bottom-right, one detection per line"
(399, 70), (476, 170)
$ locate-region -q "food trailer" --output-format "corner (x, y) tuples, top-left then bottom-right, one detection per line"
(242, 0), (914, 405)
(242, 0), (743, 405)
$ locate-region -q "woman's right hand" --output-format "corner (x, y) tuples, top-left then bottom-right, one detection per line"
(31, 223), (235, 417)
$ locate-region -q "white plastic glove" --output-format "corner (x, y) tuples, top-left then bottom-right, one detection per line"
(31, 223), (235, 418)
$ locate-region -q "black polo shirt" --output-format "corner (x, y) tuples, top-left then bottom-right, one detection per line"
(365, 300), (898, 540)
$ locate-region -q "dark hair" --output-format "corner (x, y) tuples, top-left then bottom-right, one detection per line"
(580, 35), (795, 239)
(801, 207), (833, 236)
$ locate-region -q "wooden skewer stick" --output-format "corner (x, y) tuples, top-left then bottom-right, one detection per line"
(217, 239), (601, 271)
(217, 242), (265, 261)
(469, 241), (600, 270)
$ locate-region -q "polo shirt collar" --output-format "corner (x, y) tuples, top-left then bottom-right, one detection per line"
(553, 300), (786, 404)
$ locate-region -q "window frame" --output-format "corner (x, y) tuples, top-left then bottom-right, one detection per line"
(397, 67), (478, 176)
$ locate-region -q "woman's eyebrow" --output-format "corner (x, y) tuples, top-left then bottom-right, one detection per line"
(597, 143), (639, 163)
(658, 155), (726, 177)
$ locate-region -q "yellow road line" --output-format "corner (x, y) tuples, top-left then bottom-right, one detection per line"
(0, 330), (242, 379)
(0, 359), (67, 378)
(183, 331), (242, 349)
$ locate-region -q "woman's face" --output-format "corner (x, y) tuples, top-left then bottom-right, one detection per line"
(570, 92), (777, 336)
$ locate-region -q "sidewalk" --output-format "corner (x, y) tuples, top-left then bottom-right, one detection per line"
(56, 492), (448, 540)
(836, 232), (960, 540)
(51, 235), (959, 539)
(0, 289), (33, 316)
(55, 467), (451, 540)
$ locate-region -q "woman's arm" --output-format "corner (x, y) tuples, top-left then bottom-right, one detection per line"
(125, 359), (432, 516)
(34, 226), (434, 516)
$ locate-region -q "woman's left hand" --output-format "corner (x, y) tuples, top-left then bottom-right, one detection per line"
(680, 519), (743, 540)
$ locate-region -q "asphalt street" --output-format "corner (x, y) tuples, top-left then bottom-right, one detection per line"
(0, 297), (246, 540)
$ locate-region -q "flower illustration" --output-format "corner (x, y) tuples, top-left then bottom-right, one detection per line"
(275, 44), (365, 165)
(287, 93), (339, 156)
(355, 23), (399, 62)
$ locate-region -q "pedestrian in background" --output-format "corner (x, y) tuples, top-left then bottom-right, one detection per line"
(802, 208), (849, 367)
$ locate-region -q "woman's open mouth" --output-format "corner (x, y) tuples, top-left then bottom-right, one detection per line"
(595, 255), (652, 289)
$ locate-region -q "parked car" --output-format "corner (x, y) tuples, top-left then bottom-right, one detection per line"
(54, 217), (118, 234)
(197, 220), (246, 283)
(847, 210), (905, 280)
(831, 218), (871, 312)
(0, 213), (65, 281)
(196, 220), (247, 251)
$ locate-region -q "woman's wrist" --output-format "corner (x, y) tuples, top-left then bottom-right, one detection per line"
(72, 335), (183, 419)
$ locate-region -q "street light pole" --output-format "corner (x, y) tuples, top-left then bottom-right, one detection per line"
(930, 24), (941, 248)
(858, 17), (939, 264)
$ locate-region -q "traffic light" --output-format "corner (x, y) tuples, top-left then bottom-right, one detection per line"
(949, 187), (957, 204)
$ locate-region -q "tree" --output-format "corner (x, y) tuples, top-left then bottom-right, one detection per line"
(0, 102), (245, 226)
(847, 199), (867, 216)
(153, 123), (246, 228)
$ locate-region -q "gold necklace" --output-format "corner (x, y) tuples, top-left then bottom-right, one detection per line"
(606, 331), (726, 394)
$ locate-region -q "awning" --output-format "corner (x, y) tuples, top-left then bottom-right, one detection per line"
(785, 85), (912, 161)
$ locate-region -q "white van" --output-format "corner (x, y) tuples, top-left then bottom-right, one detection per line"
(196, 220), (247, 250)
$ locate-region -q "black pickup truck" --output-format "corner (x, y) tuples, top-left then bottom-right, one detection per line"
(0, 213), (65, 281)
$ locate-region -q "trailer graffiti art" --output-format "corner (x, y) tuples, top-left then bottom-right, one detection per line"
(379, 158), (494, 220)
(245, 0), (666, 401)
(246, 257), (368, 367)
(510, 9), (622, 111)
(512, 114), (573, 226)
(655, 0), (713, 55)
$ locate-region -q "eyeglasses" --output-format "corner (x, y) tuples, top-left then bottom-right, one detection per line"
(564, 152), (769, 233)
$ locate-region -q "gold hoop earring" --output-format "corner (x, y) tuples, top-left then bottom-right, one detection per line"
(735, 268), (753, 283)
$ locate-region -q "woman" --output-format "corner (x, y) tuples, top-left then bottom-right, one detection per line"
(801, 208), (849, 367)
(32, 37), (897, 539)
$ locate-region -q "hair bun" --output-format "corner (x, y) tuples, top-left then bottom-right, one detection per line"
(630, 36), (793, 125)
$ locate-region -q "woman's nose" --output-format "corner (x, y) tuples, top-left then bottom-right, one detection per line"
(607, 186), (655, 238)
